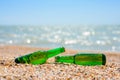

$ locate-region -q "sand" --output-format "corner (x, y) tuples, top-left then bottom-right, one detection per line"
(0, 45), (120, 80)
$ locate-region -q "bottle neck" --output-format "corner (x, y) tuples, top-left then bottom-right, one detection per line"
(46, 47), (65, 58)
(55, 55), (75, 64)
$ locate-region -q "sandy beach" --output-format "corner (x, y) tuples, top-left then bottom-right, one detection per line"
(0, 45), (120, 80)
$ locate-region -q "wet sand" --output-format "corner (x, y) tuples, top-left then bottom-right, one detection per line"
(0, 45), (120, 80)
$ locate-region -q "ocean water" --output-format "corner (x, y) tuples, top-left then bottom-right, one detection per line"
(0, 25), (120, 52)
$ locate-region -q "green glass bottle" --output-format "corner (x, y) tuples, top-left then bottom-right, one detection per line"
(15, 47), (65, 65)
(55, 53), (106, 66)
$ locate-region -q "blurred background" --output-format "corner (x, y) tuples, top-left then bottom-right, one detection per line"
(0, 0), (120, 51)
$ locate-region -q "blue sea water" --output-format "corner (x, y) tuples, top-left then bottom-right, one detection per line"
(0, 25), (120, 52)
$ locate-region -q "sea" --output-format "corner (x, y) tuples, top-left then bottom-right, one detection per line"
(0, 25), (120, 52)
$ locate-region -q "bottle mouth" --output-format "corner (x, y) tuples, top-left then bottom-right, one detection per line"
(15, 58), (20, 63)
(55, 56), (60, 62)
(61, 47), (65, 52)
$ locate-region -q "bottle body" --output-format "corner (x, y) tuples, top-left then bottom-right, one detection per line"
(55, 53), (106, 66)
(74, 53), (106, 65)
(15, 47), (65, 65)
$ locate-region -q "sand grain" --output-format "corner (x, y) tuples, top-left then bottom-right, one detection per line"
(0, 45), (120, 80)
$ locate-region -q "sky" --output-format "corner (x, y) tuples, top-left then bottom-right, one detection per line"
(0, 0), (120, 25)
